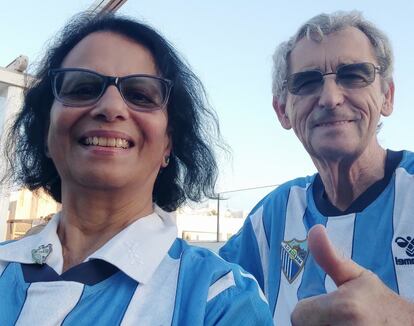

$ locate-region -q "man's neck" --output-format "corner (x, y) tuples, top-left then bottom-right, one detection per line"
(313, 146), (387, 212)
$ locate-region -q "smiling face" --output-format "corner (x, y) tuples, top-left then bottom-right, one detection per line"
(274, 27), (394, 162)
(47, 31), (171, 198)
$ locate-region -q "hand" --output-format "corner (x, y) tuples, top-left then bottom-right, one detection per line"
(291, 224), (414, 326)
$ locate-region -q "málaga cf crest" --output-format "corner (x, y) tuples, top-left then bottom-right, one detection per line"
(281, 238), (308, 283)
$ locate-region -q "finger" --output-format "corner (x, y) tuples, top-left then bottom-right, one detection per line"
(291, 293), (333, 326)
(308, 224), (365, 286)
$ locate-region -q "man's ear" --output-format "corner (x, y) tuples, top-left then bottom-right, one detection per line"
(381, 80), (394, 117)
(273, 96), (292, 129)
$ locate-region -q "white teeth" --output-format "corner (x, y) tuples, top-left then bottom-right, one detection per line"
(318, 121), (350, 127)
(98, 137), (107, 146)
(83, 137), (130, 148)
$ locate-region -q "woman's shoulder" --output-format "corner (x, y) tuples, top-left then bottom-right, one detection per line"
(168, 238), (229, 269)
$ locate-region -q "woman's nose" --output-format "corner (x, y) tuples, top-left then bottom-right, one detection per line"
(89, 85), (129, 121)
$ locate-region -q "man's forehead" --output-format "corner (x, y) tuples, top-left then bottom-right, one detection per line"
(288, 27), (377, 72)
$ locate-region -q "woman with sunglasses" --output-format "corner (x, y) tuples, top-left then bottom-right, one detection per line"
(0, 13), (272, 325)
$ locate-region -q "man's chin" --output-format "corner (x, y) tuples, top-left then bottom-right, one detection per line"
(309, 145), (362, 163)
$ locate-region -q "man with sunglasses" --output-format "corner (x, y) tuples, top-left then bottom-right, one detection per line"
(220, 11), (414, 325)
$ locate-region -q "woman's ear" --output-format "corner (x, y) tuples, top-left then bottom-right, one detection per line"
(161, 135), (172, 168)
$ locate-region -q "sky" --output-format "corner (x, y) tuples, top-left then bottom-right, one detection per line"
(1, 0), (414, 209)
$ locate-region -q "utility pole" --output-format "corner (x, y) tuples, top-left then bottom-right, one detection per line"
(88, 0), (128, 14)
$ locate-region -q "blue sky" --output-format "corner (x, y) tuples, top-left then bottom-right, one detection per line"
(2, 0), (414, 198)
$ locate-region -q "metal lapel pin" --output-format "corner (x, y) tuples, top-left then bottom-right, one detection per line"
(31, 244), (53, 265)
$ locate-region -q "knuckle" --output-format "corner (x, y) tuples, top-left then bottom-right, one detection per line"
(334, 297), (364, 322)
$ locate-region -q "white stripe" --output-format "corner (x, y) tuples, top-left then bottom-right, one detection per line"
(324, 213), (356, 292)
(250, 206), (270, 294)
(121, 254), (180, 325)
(16, 281), (84, 325)
(207, 270), (235, 302)
(273, 184), (309, 325)
(0, 261), (7, 276)
(240, 270), (268, 303)
(281, 249), (286, 275)
(392, 168), (414, 301)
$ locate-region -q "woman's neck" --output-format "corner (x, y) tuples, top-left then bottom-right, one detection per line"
(57, 187), (153, 272)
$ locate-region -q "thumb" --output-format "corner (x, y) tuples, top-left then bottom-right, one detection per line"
(308, 224), (365, 286)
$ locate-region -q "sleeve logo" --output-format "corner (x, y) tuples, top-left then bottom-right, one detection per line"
(394, 236), (414, 265)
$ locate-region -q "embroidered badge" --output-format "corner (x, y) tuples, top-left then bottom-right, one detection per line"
(281, 238), (308, 283)
(31, 244), (53, 265)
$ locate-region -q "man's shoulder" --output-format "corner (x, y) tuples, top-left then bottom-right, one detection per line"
(398, 150), (414, 174)
(275, 174), (316, 193)
(252, 174), (316, 211)
(0, 240), (16, 247)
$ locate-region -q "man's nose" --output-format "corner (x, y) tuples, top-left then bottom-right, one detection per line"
(317, 76), (345, 109)
(89, 85), (129, 121)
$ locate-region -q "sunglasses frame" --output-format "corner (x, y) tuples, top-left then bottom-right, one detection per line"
(49, 68), (173, 111)
(285, 62), (381, 96)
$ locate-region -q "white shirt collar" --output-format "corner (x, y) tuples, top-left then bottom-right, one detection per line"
(0, 205), (177, 284)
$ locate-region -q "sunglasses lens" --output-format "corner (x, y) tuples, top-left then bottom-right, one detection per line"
(337, 63), (376, 88)
(287, 71), (323, 95)
(121, 76), (169, 110)
(53, 70), (104, 106)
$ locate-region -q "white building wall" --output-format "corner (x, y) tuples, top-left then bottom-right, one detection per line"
(0, 72), (27, 241)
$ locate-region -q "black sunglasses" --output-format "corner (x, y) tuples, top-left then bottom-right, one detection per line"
(285, 62), (381, 96)
(49, 68), (173, 111)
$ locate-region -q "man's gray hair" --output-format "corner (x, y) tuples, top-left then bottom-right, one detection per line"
(272, 11), (394, 104)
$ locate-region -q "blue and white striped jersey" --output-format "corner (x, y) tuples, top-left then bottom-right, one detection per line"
(0, 206), (272, 325)
(220, 150), (414, 325)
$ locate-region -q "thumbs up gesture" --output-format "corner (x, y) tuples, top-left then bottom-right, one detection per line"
(291, 224), (414, 326)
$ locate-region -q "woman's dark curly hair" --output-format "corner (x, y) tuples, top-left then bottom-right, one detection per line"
(3, 13), (223, 212)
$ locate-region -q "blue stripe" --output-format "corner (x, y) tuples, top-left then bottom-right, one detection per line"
(352, 179), (398, 292)
(168, 237), (183, 260)
(219, 217), (265, 290)
(62, 272), (138, 325)
(170, 239), (185, 325)
(0, 263), (30, 326)
(61, 286), (85, 325)
(297, 195), (328, 300)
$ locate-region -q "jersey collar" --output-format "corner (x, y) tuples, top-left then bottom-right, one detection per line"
(0, 205), (177, 285)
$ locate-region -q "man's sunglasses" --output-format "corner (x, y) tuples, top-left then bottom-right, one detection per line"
(285, 62), (381, 96)
(49, 68), (173, 111)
